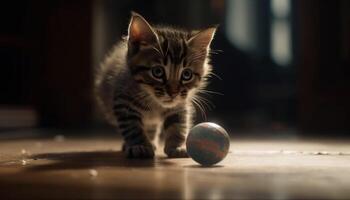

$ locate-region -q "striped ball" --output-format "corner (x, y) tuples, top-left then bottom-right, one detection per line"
(186, 122), (230, 166)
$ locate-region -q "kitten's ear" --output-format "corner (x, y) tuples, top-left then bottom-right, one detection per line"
(128, 12), (158, 45)
(188, 27), (217, 50)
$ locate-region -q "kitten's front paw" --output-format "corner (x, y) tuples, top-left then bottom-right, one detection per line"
(124, 144), (155, 159)
(165, 147), (189, 158)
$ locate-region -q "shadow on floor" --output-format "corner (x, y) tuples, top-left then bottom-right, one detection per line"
(184, 164), (224, 168)
(27, 151), (175, 171)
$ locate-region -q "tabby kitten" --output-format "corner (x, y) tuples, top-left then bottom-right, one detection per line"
(95, 12), (216, 158)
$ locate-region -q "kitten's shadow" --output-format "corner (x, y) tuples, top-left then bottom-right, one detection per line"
(26, 151), (173, 171)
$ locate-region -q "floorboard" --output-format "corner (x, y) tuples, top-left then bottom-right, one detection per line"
(0, 131), (349, 199)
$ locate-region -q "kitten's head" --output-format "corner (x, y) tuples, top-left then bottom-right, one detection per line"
(127, 12), (216, 108)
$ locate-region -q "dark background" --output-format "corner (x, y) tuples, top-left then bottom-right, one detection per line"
(0, 0), (349, 137)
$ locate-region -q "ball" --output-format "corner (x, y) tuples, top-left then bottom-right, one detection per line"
(186, 122), (230, 166)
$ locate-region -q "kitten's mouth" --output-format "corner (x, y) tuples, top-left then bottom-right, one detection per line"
(160, 98), (180, 107)
(163, 99), (173, 103)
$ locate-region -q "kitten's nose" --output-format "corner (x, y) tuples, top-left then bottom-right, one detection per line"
(167, 86), (179, 98)
(168, 92), (179, 98)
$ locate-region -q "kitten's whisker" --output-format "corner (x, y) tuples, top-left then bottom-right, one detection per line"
(198, 89), (224, 96)
(193, 96), (208, 120)
(196, 97), (209, 119)
(195, 95), (215, 111)
(195, 102), (206, 121)
(191, 97), (207, 120)
(207, 72), (222, 80)
(209, 49), (223, 55)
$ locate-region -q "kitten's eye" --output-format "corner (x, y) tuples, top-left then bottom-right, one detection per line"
(151, 66), (165, 79)
(181, 69), (193, 81)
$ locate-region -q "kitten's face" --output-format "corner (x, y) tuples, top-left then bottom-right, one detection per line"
(129, 49), (204, 108)
(127, 13), (216, 108)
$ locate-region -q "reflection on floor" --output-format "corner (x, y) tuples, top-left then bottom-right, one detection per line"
(0, 130), (349, 199)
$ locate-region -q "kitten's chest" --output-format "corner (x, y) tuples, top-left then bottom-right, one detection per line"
(142, 111), (164, 127)
(142, 111), (164, 139)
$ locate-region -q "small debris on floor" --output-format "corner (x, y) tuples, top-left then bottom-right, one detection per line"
(89, 169), (98, 178)
(21, 159), (27, 166)
(312, 151), (330, 155)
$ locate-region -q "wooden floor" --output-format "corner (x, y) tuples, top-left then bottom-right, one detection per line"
(0, 130), (349, 199)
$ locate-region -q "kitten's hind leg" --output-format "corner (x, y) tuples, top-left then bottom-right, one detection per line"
(163, 112), (189, 158)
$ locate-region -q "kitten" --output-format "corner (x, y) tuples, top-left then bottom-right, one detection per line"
(95, 12), (216, 158)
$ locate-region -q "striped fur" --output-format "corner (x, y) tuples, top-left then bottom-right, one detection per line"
(95, 12), (216, 158)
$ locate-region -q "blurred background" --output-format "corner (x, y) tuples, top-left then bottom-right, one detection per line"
(0, 0), (349, 138)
